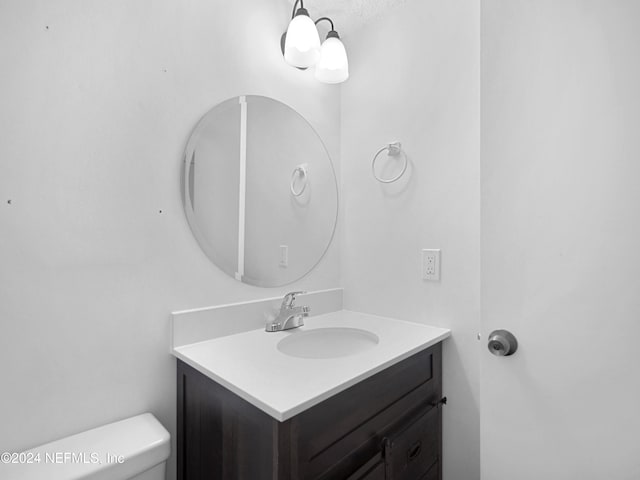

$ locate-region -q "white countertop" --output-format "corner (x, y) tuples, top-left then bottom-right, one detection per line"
(172, 310), (450, 421)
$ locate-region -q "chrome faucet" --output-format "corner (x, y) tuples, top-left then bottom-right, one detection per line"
(265, 291), (310, 332)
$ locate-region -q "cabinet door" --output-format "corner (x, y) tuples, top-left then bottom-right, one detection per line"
(419, 461), (439, 480)
(384, 405), (439, 480)
(359, 464), (385, 480)
(346, 454), (385, 480)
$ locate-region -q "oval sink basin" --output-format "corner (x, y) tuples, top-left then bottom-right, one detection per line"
(277, 327), (379, 359)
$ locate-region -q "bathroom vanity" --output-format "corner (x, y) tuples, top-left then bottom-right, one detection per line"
(173, 309), (449, 480)
(178, 95), (450, 479)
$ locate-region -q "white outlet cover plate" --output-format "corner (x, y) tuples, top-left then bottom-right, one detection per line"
(422, 249), (441, 281)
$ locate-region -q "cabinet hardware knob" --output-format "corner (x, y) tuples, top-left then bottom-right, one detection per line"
(431, 396), (447, 407)
(407, 441), (422, 462)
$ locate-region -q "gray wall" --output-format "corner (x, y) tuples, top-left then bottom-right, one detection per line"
(340, 1), (481, 479)
(0, 1), (341, 478)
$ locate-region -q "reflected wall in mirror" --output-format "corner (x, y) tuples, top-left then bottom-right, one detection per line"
(183, 95), (339, 287)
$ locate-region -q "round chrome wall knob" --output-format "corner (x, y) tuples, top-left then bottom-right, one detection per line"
(487, 329), (518, 356)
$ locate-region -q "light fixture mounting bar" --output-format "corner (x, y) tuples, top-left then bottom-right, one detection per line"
(314, 17), (335, 31)
(290, 0), (303, 19)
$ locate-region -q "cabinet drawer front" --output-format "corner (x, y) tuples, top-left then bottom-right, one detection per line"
(385, 406), (439, 480)
(296, 345), (439, 457)
(294, 344), (441, 479)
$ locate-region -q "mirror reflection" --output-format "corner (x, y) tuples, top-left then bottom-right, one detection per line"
(183, 95), (338, 287)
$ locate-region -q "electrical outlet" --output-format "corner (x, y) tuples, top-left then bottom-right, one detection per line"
(422, 249), (441, 281)
(279, 245), (288, 268)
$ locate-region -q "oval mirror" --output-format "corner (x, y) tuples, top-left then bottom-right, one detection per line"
(183, 95), (339, 287)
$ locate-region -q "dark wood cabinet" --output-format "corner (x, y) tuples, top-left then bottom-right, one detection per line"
(345, 454), (385, 480)
(177, 342), (443, 480)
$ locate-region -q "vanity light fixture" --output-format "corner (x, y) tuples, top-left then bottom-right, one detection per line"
(313, 17), (349, 84)
(281, 1), (349, 84)
(283, 0), (320, 68)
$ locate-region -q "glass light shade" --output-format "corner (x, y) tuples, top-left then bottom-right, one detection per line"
(284, 10), (320, 68)
(314, 36), (349, 84)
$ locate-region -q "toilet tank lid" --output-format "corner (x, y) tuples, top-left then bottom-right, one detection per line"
(0, 413), (170, 480)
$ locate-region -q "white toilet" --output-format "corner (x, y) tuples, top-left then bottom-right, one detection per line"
(0, 413), (170, 480)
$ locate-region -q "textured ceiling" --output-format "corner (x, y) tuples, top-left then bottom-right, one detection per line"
(288, 0), (410, 37)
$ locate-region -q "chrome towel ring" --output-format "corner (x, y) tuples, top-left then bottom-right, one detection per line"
(371, 142), (408, 183)
(290, 164), (309, 196)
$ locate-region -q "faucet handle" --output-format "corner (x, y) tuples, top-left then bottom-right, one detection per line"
(281, 291), (307, 308)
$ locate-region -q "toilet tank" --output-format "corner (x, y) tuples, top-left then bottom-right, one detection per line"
(0, 413), (170, 480)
